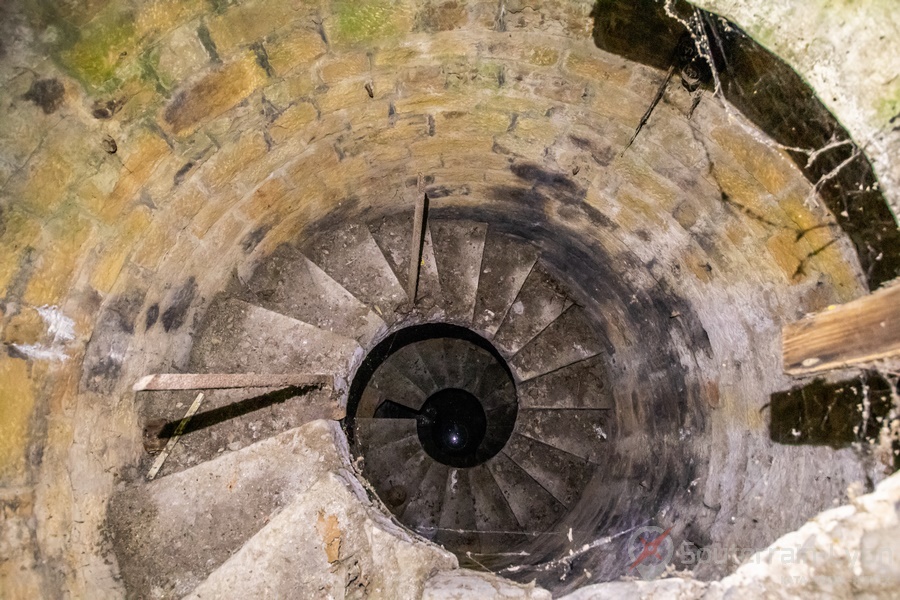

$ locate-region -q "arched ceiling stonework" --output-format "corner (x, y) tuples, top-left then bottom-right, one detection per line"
(0, 0), (898, 597)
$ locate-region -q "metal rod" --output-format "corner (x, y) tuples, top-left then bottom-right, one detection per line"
(133, 373), (332, 392)
(407, 174), (429, 304)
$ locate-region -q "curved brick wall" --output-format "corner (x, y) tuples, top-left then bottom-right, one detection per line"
(0, 0), (897, 596)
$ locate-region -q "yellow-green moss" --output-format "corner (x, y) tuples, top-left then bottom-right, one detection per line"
(57, 6), (136, 90)
(139, 45), (171, 93)
(874, 79), (900, 124)
(331, 0), (412, 45)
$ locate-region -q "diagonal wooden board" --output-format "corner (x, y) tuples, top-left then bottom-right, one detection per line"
(146, 392), (205, 480)
(134, 373), (333, 391)
(783, 282), (900, 375)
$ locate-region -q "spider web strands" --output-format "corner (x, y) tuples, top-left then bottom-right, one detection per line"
(498, 522), (648, 575)
(662, 0), (864, 209)
(411, 523), (649, 574)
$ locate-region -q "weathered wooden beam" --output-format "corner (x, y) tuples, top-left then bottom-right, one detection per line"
(133, 373), (332, 392)
(407, 174), (429, 304)
(783, 283), (900, 375)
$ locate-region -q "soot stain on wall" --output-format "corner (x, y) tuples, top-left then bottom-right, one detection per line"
(241, 225), (270, 254)
(428, 200), (711, 589)
(161, 276), (198, 332)
(82, 289), (148, 393)
(23, 78), (65, 114)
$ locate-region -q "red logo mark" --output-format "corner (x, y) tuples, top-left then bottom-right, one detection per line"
(629, 526), (673, 571)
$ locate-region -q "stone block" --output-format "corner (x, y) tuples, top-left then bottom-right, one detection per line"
(95, 132), (171, 223)
(266, 29), (327, 76)
(778, 186), (828, 231)
(90, 209), (152, 294)
(326, 0), (416, 47)
(710, 158), (787, 230)
(56, 5), (139, 89)
(564, 50), (630, 86)
(501, 0), (593, 38)
(475, 94), (554, 117)
(134, 0), (207, 38)
(766, 228), (804, 282)
(17, 145), (77, 217)
(186, 470), (456, 599)
(528, 45), (560, 66)
(283, 143), (342, 186)
(268, 101), (319, 145)
(206, 0), (312, 56)
(585, 79), (647, 124)
(468, 0), (501, 29)
(372, 46), (421, 69)
(711, 126), (797, 198)
(131, 213), (179, 270)
(436, 109), (511, 135)
(316, 79), (375, 114)
(319, 52), (370, 85)
(336, 116), (430, 159)
(195, 214), (247, 261)
(617, 154), (681, 211)
(414, 0), (469, 32)
(0, 356), (35, 484)
(422, 33), (478, 61)
(155, 23), (212, 87)
(200, 131), (269, 191)
(445, 59), (504, 92)
(410, 136), (495, 166)
(162, 53), (268, 135)
(189, 190), (242, 240)
(681, 244), (714, 284)
(2, 306), (45, 346)
(614, 186), (670, 232)
(393, 88), (469, 114)
(423, 569), (551, 600)
(672, 198), (702, 230)
(168, 183), (208, 220)
(24, 210), (93, 306)
(240, 176), (293, 222)
(0, 210), (41, 296)
(263, 76), (316, 111)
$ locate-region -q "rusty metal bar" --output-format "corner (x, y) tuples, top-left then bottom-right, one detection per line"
(133, 373), (333, 392)
(407, 174), (429, 304)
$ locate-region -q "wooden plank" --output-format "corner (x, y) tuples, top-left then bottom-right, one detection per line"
(146, 392), (205, 480)
(133, 373), (332, 392)
(407, 174), (429, 304)
(783, 283), (900, 375)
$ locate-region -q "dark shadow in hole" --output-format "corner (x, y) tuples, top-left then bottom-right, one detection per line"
(344, 322), (515, 445)
(157, 384), (320, 438)
(769, 374), (893, 451)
